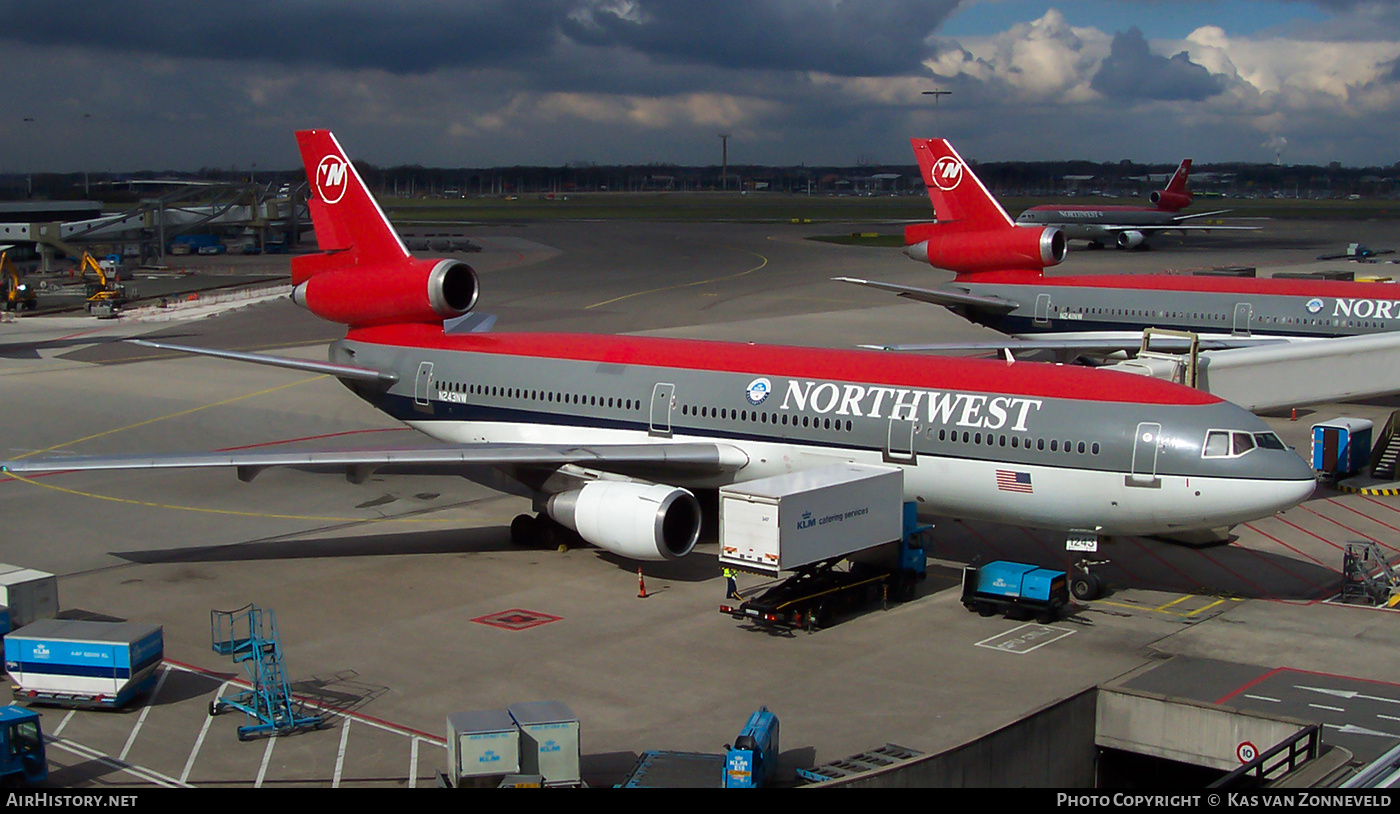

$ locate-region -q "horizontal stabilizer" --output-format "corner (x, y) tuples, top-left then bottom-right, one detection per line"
(128, 338), (398, 384)
(862, 335), (1288, 355)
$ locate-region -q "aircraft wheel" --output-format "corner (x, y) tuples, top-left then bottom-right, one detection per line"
(1071, 573), (1102, 602)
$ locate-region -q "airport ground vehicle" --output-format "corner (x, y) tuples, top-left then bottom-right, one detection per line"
(1, 252), (36, 312)
(720, 500), (928, 632)
(77, 252), (127, 318)
(723, 707), (779, 788)
(5, 620), (163, 709)
(961, 561), (1070, 622)
(0, 706), (47, 786)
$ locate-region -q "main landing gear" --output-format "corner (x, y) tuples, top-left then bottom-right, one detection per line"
(511, 513), (574, 552)
(1069, 557), (1110, 601)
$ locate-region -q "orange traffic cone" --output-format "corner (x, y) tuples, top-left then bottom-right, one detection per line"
(1291, 408), (1297, 421)
(637, 568), (648, 599)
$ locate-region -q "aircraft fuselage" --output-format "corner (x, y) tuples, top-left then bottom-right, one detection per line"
(331, 325), (1315, 537)
(949, 274), (1400, 340)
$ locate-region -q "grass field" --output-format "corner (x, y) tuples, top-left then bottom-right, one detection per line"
(381, 190), (1400, 225)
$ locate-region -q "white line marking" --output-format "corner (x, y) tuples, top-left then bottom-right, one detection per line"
(1244, 694), (1281, 703)
(1309, 703), (1346, 713)
(52, 708), (76, 737)
(334, 717), (351, 787)
(121, 667), (170, 761)
(256, 735), (276, 788)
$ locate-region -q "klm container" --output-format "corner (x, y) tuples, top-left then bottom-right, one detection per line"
(446, 709), (519, 786)
(1312, 418), (1373, 479)
(508, 701), (580, 787)
(4, 619), (163, 709)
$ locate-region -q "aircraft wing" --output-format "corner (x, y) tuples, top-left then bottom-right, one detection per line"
(2, 442), (750, 484)
(833, 277), (1019, 313)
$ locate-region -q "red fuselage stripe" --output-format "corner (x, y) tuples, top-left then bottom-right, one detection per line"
(344, 324), (1220, 406)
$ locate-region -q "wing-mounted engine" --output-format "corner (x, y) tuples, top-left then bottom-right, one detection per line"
(545, 481), (701, 561)
(291, 257), (479, 327)
(1150, 190), (1192, 212)
(1116, 231), (1147, 250)
(904, 222), (1065, 276)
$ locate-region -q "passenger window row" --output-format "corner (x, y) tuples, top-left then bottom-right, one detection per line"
(932, 427), (1100, 456)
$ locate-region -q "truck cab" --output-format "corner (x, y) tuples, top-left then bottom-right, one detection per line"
(0, 706), (47, 786)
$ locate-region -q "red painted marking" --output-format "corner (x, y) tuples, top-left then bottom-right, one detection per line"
(1192, 546), (1269, 597)
(1361, 494), (1400, 516)
(1299, 503), (1400, 554)
(1122, 536), (1198, 591)
(1326, 497), (1400, 545)
(471, 608), (562, 631)
(346, 324), (1220, 406)
(165, 657), (443, 742)
(1240, 522), (1331, 569)
(215, 427), (409, 453)
(968, 271), (1400, 300)
(1216, 665), (1400, 706)
(1273, 516), (1346, 553)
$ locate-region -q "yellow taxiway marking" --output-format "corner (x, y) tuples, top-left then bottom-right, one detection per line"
(1097, 595), (1241, 617)
(14, 376), (327, 460)
(583, 251), (769, 309)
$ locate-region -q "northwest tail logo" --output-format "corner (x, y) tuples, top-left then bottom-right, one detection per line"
(930, 156), (963, 191)
(315, 155), (349, 204)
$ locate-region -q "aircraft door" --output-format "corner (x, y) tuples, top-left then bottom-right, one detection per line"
(1129, 422), (1162, 486)
(1034, 294), (1052, 325)
(649, 382), (675, 437)
(885, 417), (917, 464)
(414, 361), (435, 409)
(1232, 303), (1253, 335)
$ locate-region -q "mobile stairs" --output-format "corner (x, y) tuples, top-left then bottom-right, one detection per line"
(209, 604), (324, 740)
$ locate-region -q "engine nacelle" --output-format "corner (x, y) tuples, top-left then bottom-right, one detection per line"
(1116, 230), (1147, 250)
(1150, 190), (1192, 212)
(291, 258), (478, 327)
(545, 481), (701, 561)
(904, 223), (1065, 276)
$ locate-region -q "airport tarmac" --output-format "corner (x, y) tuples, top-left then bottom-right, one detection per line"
(1, 216), (1399, 788)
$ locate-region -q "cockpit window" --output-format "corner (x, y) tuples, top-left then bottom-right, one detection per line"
(1203, 429), (1269, 458)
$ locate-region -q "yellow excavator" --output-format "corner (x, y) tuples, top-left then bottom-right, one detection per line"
(1, 251), (37, 312)
(78, 252), (126, 318)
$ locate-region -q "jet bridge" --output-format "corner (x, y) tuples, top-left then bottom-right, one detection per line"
(1105, 330), (1400, 413)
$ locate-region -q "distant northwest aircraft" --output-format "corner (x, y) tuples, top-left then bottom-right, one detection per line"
(1013, 157), (1254, 250)
(840, 137), (1400, 356)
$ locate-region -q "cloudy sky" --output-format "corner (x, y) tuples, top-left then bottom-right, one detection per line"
(2, 1), (1398, 173)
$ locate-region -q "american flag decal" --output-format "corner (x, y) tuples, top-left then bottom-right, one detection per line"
(996, 470), (1033, 493)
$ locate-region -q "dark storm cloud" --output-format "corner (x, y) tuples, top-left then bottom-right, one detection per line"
(0, 0), (567, 73)
(0, 0), (955, 77)
(1090, 27), (1226, 101)
(560, 0), (956, 76)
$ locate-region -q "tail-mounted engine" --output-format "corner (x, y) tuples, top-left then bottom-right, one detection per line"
(1149, 190), (1192, 212)
(291, 258), (479, 328)
(904, 222), (1065, 276)
(545, 481), (702, 561)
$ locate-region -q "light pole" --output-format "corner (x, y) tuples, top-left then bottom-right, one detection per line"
(921, 89), (952, 135)
(719, 133), (730, 191)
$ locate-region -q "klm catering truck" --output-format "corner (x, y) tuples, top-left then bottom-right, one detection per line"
(5, 620), (163, 709)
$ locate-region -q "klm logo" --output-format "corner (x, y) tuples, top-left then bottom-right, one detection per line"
(797, 511), (816, 530)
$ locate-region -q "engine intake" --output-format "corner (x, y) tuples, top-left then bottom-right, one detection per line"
(904, 223), (1065, 276)
(292, 258), (478, 327)
(1116, 230), (1147, 250)
(545, 481), (701, 561)
(1150, 190), (1192, 212)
